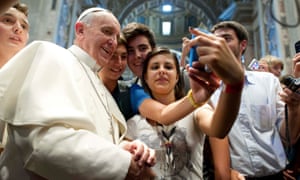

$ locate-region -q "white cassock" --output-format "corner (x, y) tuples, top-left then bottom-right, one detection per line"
(0, 41), (131, 180)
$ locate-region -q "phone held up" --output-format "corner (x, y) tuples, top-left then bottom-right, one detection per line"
(189, 28), (211, 72)
(281, 40), (300, 93)
(248, 58), (260, 71)
(295, 40), (300, 53)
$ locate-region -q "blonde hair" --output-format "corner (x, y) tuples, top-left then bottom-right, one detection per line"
(259, 55), (284, 70)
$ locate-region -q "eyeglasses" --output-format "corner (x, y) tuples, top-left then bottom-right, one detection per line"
(76, 7), (108, 22)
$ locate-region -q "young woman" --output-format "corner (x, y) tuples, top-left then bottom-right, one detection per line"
(126, 47), (242, 179)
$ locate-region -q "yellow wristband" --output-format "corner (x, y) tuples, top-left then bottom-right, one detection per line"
(187, 90), (204, 108)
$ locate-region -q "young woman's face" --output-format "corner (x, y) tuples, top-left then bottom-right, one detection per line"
(144, 54), (179, 96)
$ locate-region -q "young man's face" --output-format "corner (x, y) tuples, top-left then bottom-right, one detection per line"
(127, 35), (153, 78)
(0, 7), (29, 57)
(213, 27), (245, 61)
(99, 44), (127, 81)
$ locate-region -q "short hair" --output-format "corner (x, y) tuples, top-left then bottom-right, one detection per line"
(259, 55), (284, 70)
(141, 47), (185, 100)
(122, 22), (156, 49)
(210, 21), (249, 54)
(13, 3), (28, 17)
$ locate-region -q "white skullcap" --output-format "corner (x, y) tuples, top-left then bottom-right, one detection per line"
(76, 7), (108, 22)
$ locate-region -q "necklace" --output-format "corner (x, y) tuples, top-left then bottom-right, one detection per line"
(156, 124), (176, 150)
(151, 121), (177, 172)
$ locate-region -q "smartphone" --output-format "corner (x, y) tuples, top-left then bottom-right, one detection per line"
(248, 58), (259, 70)
(189, 28), (211, 69)
(295, 40), (300, 53)
(189, 33), (198, 67)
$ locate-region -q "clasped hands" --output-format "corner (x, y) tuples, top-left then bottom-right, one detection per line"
(120, 139), (156, 179)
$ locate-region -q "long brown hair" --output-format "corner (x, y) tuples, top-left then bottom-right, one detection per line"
(141, 47), (185, 100)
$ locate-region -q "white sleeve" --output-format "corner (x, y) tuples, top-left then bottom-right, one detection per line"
(13, 125), (131, 180)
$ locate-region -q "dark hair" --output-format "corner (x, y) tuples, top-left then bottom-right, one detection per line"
(141, 47), (185, 100)
(122, 22), (156, 49)
(210, 21), (249, 54)
(13, 3), (28, 17)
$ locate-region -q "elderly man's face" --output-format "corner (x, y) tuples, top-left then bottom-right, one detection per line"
(77, 12), (121, 67)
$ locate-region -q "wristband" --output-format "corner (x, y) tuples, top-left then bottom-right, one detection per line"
(223, 79), (244, 93)
(187, 90), (206, 108)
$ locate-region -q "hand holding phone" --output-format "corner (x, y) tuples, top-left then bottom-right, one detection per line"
(295, 40), (300, 53)
(188, 28), (211, 72)
(189, 33), (198, 67)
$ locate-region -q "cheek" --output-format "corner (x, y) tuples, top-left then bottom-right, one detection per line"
(0, 27), (8, 37)
(127, 61), (134, 68)
(127, 56), (134, 64)
(171, 75), (179, 86)
(121, 61), (127, 67)
(144, 75), (151, 86)
(24, 32), (29, 38)
(141, 50), (152, 58)
(145, 72), (155, 82)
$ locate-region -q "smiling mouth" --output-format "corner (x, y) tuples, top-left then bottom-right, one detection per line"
(133, 62), (142, 66)
(103, 47), (113, 56)
(156, 77), (168, 82)
(110, 66), (124, 73)
(10, 36), (22, 42)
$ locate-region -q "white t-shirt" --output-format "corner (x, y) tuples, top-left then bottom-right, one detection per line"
(127, 106), (208, 179)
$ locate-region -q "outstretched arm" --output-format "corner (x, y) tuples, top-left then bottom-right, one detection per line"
(189, 28), (244, 138)
(137, 86), (210, 125)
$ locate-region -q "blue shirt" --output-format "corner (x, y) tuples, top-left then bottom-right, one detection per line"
(210, 71), (287, 177)
(130, 83), (151, 114)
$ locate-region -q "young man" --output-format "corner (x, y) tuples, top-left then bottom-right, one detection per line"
(0, 7), (156, 179)
(0, 2), (29, 68)
(98, 34), (134, 119)
(209, 21), (300, 179)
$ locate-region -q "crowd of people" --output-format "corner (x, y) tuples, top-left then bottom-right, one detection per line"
(0, 2), (299, 180)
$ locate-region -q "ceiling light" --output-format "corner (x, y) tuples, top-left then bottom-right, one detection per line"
(162, 4), (172, 12)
